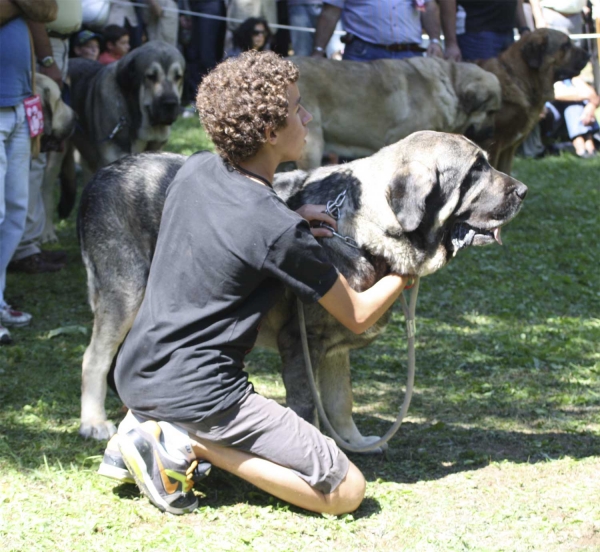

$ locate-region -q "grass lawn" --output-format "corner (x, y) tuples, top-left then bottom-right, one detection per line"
(1, 118), (599, 551)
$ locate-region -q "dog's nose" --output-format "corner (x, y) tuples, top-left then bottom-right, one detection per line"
(515, 183), (528, 200)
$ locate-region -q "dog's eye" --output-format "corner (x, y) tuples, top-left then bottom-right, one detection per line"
(146, 73), (159, 82)
(173, 74), (182, 82)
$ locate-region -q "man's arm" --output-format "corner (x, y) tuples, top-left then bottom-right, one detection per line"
(0, 0), (57, 26)
(311, 3), (342, 58)
(437, 0), (461, 61)
(515, 0), (530, 32)
(319, 272), (412, 335)
(421, 1), (444, 59)
(27, 20), (62, 87)
(529, 0), (546, 28)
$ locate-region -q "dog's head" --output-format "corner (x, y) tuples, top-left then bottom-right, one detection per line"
(35, 73), (76, 152)
(519, 28), (589, 82)
(116, 41), (185, 127)
(451, 62), (502, 144)
(384, 131), (527, 275)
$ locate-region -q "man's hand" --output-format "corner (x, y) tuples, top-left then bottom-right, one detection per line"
(444, 41), (462, 62)
(296, 204), (338, 238)
(581, 102), (597, 126)
(39, 63), (62, 88)
(427, 41), (444, 58)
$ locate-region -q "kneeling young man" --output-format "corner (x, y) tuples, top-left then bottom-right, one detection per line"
(114, 51), (411, 516)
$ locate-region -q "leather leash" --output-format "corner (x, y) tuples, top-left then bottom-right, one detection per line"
(297, 275), (420, 453)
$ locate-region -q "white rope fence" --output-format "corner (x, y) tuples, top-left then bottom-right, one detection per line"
(108, 0), (600, 40)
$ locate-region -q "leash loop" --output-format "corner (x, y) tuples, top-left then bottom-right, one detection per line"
(297, 276), (420, 453)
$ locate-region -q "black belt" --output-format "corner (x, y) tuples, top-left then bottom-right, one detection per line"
(345, 34), (425, 53)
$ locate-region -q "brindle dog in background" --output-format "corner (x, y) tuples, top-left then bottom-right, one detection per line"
(78, 132), (527, 445)
(477, 28), (589, 175)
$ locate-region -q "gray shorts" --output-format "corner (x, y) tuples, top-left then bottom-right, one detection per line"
(177, 391), (349, 494)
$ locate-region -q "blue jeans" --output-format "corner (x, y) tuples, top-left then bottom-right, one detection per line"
(457, 30), (514, 62)
(0, 103), (30, 308)
(343, 38), (422, 62)
(288, 3), (322, 57)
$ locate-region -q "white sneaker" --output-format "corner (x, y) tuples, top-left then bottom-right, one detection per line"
(0, 324), (11, 345)
(0, 305), (32, 327)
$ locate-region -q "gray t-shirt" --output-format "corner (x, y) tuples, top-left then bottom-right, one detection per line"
(115, 152), (338, 423)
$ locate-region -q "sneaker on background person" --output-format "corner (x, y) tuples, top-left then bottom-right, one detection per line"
(0, 324), (11, 345)
(118, 420), (211, 514)
(0, 304), (32, 327)
(8, 252), (64, 273)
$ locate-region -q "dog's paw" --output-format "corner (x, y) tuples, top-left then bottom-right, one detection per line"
(79, 420), (117, 441)
(351, 435), (388, 455)
(40, 227), (59, 244)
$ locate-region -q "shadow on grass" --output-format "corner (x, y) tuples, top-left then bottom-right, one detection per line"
(111, 471), (383, 519)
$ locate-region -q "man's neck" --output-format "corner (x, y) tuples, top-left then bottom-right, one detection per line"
(237, 150), (280, 186)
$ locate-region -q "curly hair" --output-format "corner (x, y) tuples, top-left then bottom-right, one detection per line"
(195, 50), (299, 164)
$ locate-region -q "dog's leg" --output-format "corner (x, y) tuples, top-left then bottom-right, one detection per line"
(80, 303), (137, 440)
(57, 142), (77, 220)
(40, 149), (65, 243)
(277, 317), (323, 426)
(497, 145), (517, 176)
(318, 350), (387, 453)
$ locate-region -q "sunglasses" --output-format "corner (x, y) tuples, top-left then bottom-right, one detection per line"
(252, 29), (267, 36)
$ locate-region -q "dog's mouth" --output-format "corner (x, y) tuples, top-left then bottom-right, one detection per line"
(450, 222), (503, 252)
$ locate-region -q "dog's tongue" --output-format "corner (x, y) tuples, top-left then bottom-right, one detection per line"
(493, 228), (502, 245)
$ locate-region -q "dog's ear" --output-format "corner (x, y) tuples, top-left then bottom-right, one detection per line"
(521, 32), (548, 69)
(115, 51), (138, 94)
(388, 162), (437, 233)
(459, 81), (488, 114)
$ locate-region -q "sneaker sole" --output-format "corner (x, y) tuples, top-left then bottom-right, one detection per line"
(118, 434), (198, 515)
(97, 461), (135, 484)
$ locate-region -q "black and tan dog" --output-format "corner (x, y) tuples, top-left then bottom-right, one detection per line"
(477, 28), (589, 175)
(68, 40), (185, 172)
(78, 132), (527, 444)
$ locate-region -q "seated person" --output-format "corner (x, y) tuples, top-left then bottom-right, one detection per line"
(228, 17), (272, 57)
(98, 24), (130, 64)
(112, 51), (413, 516)
(72, 29), (101, 61)
(543, 76), (600, 158)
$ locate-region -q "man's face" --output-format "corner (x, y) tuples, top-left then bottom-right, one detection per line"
(75, 39), (100, 61)
(275, 83), (312, 163)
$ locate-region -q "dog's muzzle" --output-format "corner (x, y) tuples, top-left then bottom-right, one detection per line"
(151, 95), (180, 125)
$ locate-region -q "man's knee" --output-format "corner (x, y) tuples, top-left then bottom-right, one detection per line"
(326, 462), (366, 515)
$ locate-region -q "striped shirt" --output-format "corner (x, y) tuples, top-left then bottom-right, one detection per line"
(324, 0), (430, 45)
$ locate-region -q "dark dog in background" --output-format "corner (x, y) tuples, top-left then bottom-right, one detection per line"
(477, 28), (589, 175)
(77, 131), (527, 443)
(41, 41), (186, 242)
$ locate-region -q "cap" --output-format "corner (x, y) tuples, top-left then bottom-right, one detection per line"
(75, 30), (100, 47)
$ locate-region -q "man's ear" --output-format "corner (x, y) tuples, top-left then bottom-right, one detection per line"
(265, 125), (277, 145)
(388, 162), (437, 233)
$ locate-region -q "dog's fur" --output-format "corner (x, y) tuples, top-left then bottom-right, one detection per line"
(292, 56), (502, 169)
(477, 28), (589, 175)
(78, 132), (527, 443)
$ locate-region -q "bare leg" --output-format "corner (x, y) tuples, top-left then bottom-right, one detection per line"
(188, 436), (365, 516)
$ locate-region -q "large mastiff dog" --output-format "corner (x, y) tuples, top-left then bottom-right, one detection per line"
(68, 40), (185, 172)
(477, 28), (588, 175)
(78, 132), (527, 443)
(292, 56), (502, 169)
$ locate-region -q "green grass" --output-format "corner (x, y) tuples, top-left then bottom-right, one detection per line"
(1, 119), (599, 551)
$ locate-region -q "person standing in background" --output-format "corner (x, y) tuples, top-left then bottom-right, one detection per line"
(106, 0), (143, 48)
(530, 0), (587, 37)
(8, 0), (81, 275)
(287, 1), (322, 56)
(178, 0), (227, 106)
(0, 0), (59, 344)
(311, 0), (461, 62)
(98, 24), (130, 64)
(142, 0), (179, 46)
(457, 0), (530, 61)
